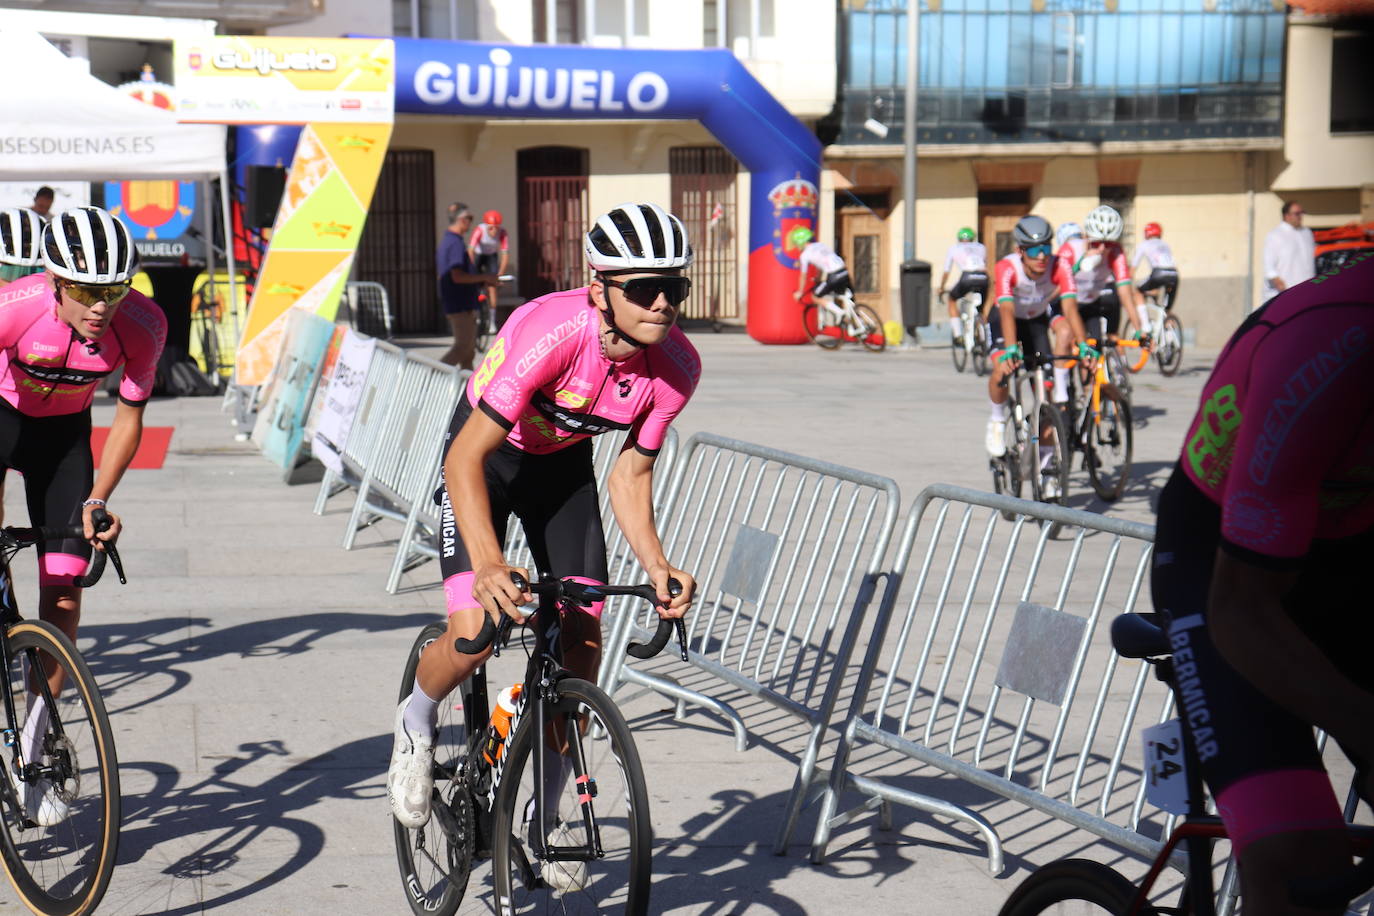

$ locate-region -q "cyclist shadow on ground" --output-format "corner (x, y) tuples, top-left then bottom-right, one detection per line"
(1061, 459), (1174, 516)
(109, 734), (386, 915)
(77, 610), (436, 715)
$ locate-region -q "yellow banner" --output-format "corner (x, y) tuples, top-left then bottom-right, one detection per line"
(174, 37), (394, 125)
(235, 120), (393, 385)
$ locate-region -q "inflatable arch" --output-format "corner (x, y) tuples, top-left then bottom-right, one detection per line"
(392, 39), (821, 345)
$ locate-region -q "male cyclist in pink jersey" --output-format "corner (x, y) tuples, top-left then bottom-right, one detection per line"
(1152, 251), (1374, 914)
(0, 206), (166, 824)
(388, 203), (700, 847)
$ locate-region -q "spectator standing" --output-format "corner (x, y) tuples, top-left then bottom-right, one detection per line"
(31, 187), (54, 220)
(468, 209), (509, 335)
(436, 203), (498, 370)
(1262, 201), (1315, 302)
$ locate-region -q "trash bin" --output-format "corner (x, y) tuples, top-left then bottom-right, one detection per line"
(900, 259), (932, 332)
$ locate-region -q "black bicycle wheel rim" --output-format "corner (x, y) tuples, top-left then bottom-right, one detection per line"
(1036, 400), (1072, 507)
(0, 621), (120, 916)
(998, 858), (1157, 916)
(802, 304), (839, 349)
(491, 678), (652, 916)
(1157, 315), (1184, 377)
(855, 305), (886, 352)
(1085, 389), (1133, 502)
(973, 322), (990, 376)
(393, 623), (473, 916)
(952, 326), (969, 372)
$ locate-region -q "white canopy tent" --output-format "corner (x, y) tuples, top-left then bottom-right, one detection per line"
(0, 28), (238, 334)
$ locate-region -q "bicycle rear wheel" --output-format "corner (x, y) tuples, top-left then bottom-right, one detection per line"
(475, 300), (492, 352)
(854, 304), (886, 352)
(802, 304), (840, 350)
(393, 624), (475, 916)
(0, 620), (119, 916)
(951, 328), (969, 373)
(1156, 315), (1184, 377)
(491, 677), (652, 916)
(1106, 349), (1133, 402)
(1084, 388), (1133, 502)
(998, 858), (1159, 916)
(972, 321), (990, 377)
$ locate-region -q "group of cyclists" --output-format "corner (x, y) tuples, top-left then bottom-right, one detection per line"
(0, 188), (1369, 915)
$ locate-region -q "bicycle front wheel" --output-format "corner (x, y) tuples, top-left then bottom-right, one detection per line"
(1156, 315), (1184, 377)
(998, 858), (1158, 916)
(802, 304), (840, 350)
(854, 304), (886, 352)
(393, 623), (475, 916)
(492, 677), (652, 916)
(0, 620), (120, 916)
(1033, 400), (1072, 507)
(1085, 388), (1134, 502)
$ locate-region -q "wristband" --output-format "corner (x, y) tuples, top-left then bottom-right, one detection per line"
(82, 498), (106, 508)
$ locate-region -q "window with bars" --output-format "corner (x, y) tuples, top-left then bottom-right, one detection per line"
(392, 0), (478, 39)
(517, 147), (589, 300)
(534, 0), (582, 43)
(355, 149), (439, 334)
(670, 146), (740, 324)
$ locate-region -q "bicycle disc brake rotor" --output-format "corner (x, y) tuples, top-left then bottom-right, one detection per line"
(46, 734), (80, 805)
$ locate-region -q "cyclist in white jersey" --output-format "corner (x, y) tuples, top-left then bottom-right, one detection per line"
(940, 227), (989, 346)
(1133, 221), (1179, 313)
(789, 228), (851, 309)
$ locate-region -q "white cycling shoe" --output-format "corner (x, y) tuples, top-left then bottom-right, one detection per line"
(985, 419), (1007, 458)
(388, 700), (435, 829)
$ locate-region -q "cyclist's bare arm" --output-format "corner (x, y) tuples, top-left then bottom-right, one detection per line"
(84, 399), (147, 545)
(1056, 294), (1090, 347)
(444, 409), (531, 620)
(607, 445), (695, 618)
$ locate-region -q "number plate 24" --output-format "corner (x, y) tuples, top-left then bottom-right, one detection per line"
(1142, 719), (1190, 815)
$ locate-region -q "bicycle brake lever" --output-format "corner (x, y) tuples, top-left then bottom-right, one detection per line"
(105, 543), (127, 585)
(673, 618), (688, 662)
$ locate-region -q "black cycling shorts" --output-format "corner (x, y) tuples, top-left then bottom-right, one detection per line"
(949, 272), (989, 302)
(812, 269), (852, 299)
(1076, 288), (1124, 343)
(1138, 268), (1179, 304)
(0, 401), (93, 587)
(435, 396), (608, 615)
(989, 312), (1055, 368)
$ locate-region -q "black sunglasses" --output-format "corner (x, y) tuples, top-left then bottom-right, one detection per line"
(602, 275), (692, 307)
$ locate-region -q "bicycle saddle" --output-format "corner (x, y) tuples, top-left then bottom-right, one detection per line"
(1110, 612), (1171, 659)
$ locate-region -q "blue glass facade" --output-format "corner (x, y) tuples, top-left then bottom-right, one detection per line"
(838, 0), (1285, 144)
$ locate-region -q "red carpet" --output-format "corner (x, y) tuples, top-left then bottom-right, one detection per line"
(91, 427), (174, 470)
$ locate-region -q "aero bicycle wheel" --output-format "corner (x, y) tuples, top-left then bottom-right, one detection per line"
(802, 304), (840, 350)
(393, 624), (475, 916)
(854, 305), (886, 352)
(997, 858), (1159, 916)
(0, 620), (119, 916)
(492, 677), (651, 916)
(1085, 387), (1134, 502)
(1156, 315), (1184, 377)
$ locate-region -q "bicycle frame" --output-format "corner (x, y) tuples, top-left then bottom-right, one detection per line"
(959, 294), (982, 352)
(1000, 357), (1053, 500)
(0, 546), (67, 789)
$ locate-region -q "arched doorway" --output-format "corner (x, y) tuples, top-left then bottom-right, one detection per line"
(517, 146), (589, 300)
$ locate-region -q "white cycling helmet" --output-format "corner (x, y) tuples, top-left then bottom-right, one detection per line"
(584, 203), (693, 273)
(42, 206), (137, 284)
(0, 208), (44, 267)
(1084, 205), (1124, 242)
(1055, 221), (1083, 249)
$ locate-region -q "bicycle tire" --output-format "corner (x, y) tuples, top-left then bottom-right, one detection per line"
(198, 314), (222, 390)
(475, 301), (492, 352)
(973, 321), (990, 377)
(951, 328), (970, 373)
(854, 304), (886, 352)
(992, 392), (1026, 521)
(1034, 399), (1072, 508)
(802, 304), (840, 350)
(0, 619), (120, 916)
(491, 677), (652, 916)
(393, 623), (475, 916)
(1125, 341), (1151, 374)
(1156, 315), (1184, 377)
(1106, 349), (1133, 402)
(998, 858), (1159, 916)
(1085, 387), (1134, 502)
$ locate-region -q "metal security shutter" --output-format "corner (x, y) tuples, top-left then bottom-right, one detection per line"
(356, 149), (439, 334)
(669, 146), (740, 324)
(517, 147), (589, 300)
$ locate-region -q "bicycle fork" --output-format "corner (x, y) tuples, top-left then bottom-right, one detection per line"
(531, 677), (604, 865)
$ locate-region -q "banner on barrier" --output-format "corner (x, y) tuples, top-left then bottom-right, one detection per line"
(311, 329), (377, 475)
(254, 309), (338, 469)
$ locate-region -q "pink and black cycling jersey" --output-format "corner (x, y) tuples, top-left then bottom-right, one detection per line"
(993, 252), (1075, 320)
(1180, 253), (1374, 563)
(0, 273), (167, 416)
(1056, 238), (1131, 304)
(466, 287), (700, 455)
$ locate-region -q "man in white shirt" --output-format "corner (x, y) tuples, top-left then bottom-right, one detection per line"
(1262, 201), (1315, 302)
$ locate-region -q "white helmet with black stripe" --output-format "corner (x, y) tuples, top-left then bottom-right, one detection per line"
(0, 208), (44, 267)
(584, 203), (693, 272)
(42, 206), (137, 284)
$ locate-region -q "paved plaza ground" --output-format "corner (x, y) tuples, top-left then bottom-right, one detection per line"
(1, 330), (1221, 914)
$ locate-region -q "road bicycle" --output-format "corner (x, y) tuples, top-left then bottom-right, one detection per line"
(189, 277), (227, 393)
(0, 512), (125, 916)
(1064, 339), (1135, 502)
(800, 291), (885, 352)
(394, 573), (687, 916)
(989, 351), (1072, 519)
(950, 291), (990, 376)
(475, 275), (514, 353)
(1125, 287), (1184, 378)
(997, 611), (1374, 916)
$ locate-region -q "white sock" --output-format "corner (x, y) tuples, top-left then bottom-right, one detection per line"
(21, 693), (48, 767)
(1138, 305), (1150, 326)
(1040, 444), (1054, 470)
(539, 747), (572, 831)
(403, 684), (440, 740)
(1053, 368), (1070, 404)
(989, 400), (1008, 422)
(951, 316), (964, 337)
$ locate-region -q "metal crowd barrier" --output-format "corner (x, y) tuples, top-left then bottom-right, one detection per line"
(344, 280), (394, 340)
(313, 341), (405, 517)
(599, 433), (901, 854)
(341, 355), (464, 566)
(809, 483), (1170, 874)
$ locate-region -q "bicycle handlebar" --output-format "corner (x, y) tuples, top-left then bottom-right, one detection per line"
(453, 573), (688, 661)
(1, 508), (126, 587)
